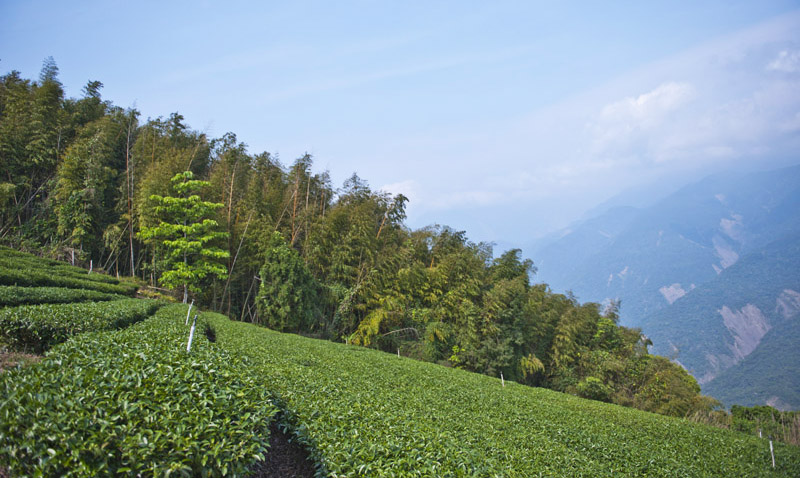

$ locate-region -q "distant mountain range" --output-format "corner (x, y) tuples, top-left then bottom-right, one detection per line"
(530, 164), (800, 409)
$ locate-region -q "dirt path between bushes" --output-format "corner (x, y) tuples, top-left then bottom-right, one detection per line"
(248, 422), (317, 477)
(0, 351), (40, 372)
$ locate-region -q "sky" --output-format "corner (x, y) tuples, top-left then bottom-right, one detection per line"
(2, 1), (800, 254)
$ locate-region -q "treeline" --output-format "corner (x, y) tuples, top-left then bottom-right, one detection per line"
(0, 59), (717, 417)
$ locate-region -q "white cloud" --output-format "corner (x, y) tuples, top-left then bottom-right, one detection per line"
(588, 82), (695, 158)
(599, 82), (695, 124)
(767, 49), (800, 72)
(319, 12), (800, 244)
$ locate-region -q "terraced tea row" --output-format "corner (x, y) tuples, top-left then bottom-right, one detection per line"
(1, 245), (797, 476)
(0, 246), (136, 296)
(207, 314), (800, 477)
(0, 305), (278, 477)
(0, 298), (162, 353)
(0, 285), (125, 307)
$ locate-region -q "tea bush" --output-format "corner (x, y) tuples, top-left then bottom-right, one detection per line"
(208, 316), (800, 477)
(0, 265), (136, 295)
(0, 247), (137, 296)
(1, 242), (797, 477)
(0, 298), (162, 353)
(0, 304), (278, 477)
(0, 285), (124, 307)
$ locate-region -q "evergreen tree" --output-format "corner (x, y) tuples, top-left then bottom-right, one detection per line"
(137, 171), (228, 302)
(54, 113), (126, 261)
(256, 231), (320, 332)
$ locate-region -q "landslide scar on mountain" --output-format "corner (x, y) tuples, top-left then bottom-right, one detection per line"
(660, 283), (687, 304)
(659, 283), (695, 304)
(776, 289), (800, 319)
(719, 304), (770, 362)
(712, 235), (739, 270)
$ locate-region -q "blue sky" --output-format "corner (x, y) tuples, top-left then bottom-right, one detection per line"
(2, 1), (800, 252)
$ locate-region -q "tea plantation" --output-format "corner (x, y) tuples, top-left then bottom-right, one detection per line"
(1, 248), (799, 476)
(209, 314), (800, 477)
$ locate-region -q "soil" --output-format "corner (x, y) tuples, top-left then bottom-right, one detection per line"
(248, 422), (317, 478)
(0, 351), (40, 373)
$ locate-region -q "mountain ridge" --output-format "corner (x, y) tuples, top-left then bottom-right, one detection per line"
(529, 163), (800, 408)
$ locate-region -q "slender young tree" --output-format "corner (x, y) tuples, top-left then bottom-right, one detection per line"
(137, 171), (229, 302)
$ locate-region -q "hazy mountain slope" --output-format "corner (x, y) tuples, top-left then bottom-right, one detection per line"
(533, 165), (800, 324)
(642, 233), (800, 405)
(530, 164), (800, 407)
(703, 317), (800, 410)
(531, 205), (640, 293)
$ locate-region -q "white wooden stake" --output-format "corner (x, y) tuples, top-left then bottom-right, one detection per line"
(397, 349), (400, 357)
(186, 314), (198, 352)
(89, 260), (93, 274)
(501, 372), (505, 387)
(770, 440), (775, 468)
(185, 300), (194, 325)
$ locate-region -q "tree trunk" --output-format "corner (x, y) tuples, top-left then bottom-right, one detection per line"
(126, 112), (135, 276)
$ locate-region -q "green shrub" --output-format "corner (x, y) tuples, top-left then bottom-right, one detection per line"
(0, 247), (137, 296)
(0, 265), (136, 295)
(576, 376), (612, 402)
(0, 298), (162, 353)
(208, 317), (800, 477)
(0, 304), (277, 477)
(256, 232), (320, 332)
(0, 286), (124, 307)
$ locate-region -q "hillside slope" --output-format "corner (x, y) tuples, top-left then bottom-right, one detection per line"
(703, 316), (800, 410)
(530, 165), (800, 407)
(533, 165), (800, 321)
(643, 233), (800, 407)
(211, 314), (800, 476)
(2, 249), (799, 476)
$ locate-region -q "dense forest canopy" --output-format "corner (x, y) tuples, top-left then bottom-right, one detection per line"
(0, 59), (719, 417)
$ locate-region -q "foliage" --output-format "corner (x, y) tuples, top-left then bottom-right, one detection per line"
(731, 405), (800, 446)
(0, 298), (162, 353)
(0, 247), (136, 295)
(137, 171), (229, 300)
(0, 237), (797, 475)
(0, 265), (134, 295)
(0, 305), (277, 476)
(0, 285), (123, 307)
(210, 316), (800, 476)
(255, 231), (320, 332)
(54, 113), (126, 259)
(0, 63), (740, 419)
(576, 376), (612, 402)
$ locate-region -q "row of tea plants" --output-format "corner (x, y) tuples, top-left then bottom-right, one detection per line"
(0, 285), (124, 307)
(208, 313), (800, 477)
(0, 304), (278, 477)
(0, 298), (162, 353)
(1, 246), (798, 476)
(0, 246), (136, 296)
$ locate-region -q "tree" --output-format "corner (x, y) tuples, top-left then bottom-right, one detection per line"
(256, 231), (320, 332)
(132, 116), (211, 283)
(54, 114), (125, 261)
(137, 171), (228, 302)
